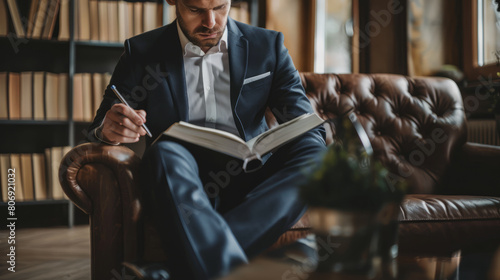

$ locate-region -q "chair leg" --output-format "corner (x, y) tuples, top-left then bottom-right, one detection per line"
(434, 251), (461, 280)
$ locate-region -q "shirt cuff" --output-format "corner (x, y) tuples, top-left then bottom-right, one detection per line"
(94, 125), (121, 146)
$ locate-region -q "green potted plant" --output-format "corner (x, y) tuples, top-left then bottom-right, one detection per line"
(300, 114), (406, 279)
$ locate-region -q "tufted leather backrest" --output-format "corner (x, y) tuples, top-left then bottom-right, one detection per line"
(291, 73), (467, 194)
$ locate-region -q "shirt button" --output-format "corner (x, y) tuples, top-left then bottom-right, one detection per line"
(206, 86), (211, 90)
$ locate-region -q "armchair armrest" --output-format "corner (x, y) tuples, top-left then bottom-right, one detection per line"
(59, 143), (142, 279)
(441, 142), (500, 196)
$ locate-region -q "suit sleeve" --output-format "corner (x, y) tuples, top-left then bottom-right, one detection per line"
(86, 40), (145, 143)
(267, 32), (326, 145)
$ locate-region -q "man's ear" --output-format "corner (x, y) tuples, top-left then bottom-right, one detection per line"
(166, 0), (176, 6)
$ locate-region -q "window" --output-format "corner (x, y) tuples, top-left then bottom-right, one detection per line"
(463, 0), (500, 79)
(478, 0), (500, 67)
(314, 0), (354, 73)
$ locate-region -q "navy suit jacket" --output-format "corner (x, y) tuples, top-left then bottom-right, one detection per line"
(89, 18), (325, 152)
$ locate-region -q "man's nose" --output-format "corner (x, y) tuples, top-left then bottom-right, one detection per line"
(202, 10), (216, 29)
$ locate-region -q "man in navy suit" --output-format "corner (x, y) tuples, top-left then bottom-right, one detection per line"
(88, 0), (326, 279)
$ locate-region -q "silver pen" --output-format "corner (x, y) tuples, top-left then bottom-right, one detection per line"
(110, 85), (153, 138)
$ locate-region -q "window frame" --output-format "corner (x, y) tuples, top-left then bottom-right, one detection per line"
(463, 0), (499, 81)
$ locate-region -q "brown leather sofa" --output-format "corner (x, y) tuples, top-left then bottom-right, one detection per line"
(60, 73), (500, 279)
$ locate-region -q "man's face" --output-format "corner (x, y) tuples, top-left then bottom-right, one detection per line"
(169, 0), (231, 53)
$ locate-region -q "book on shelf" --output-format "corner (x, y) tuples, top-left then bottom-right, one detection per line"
(32, 0), (50, 39)
(91, 72), (103, 116)
(45, 146), (68, 200)
(0, 0), (9, 37)
(20, 71), (33, 120)
(82, 73), (93, 121)
(97, 0), (108, 41)
(44, 72), (59, 120)
(133, 1), (143, 36)
(58, 0), (69, 40)
(154, 113), (325, 172)
(143, 1), (158, 33)
(9, 154), (24, 201)
(89, 0), (99, 41)
(117, 0), (127, 42)
(73, 73), (84, 121)
(125, 1), (134, 38)
(76, 0), (90, 41)
(41, 0), (60, 39)
(33, 71), (46, 120)
(8, 72), (20, 120)
(73, 72), (110, 122)
(26, 0), (39, 37)
(61, 146), (71, 199)
(20, 153), (34, 201)
(58, 73), (68, 120)
(6, 0), (25, 37)
(32, 153), (47, 200)
(107, 1), (118, 42)
(0, 72), (8, 120)
(0, 154), (9, 202)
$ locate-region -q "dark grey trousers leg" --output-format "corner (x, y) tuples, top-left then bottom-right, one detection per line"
(141, 141), (248, 280)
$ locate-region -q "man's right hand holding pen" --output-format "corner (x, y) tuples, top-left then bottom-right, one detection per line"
(96, 104), (148, 145)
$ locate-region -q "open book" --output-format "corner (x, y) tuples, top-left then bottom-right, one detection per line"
(154, 113), (325, 172)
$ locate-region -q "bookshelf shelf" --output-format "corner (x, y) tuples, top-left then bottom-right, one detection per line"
(0, 120), (69, 125)
(0, 199), (70, 206)
(75, 41), (124, 48)
(0, 36), (69, 45)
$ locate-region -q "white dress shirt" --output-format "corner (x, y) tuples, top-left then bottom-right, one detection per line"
(177, 22), (238, 135)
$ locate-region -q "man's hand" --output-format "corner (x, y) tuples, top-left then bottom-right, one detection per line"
(100, 104), (147, 144)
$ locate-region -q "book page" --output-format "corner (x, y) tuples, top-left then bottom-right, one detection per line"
(163, 122), (252, 159)
(250, 113), (324, 156)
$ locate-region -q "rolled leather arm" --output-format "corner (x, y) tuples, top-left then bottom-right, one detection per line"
(458, 142), (500, 164)
(59, 143), (143, 278)
(441, 142), (500, 196)
(59, 142), (142, 217)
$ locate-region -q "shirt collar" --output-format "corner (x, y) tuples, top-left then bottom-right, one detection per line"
(177, 20), (228, 56)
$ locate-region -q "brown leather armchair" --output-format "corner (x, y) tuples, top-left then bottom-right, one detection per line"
(60, 73), (500, 279)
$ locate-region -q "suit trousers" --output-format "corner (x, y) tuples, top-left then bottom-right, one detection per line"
(140, 134), (326, 279)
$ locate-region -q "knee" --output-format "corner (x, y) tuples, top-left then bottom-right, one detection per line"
(144, 141), (190, 161)
(142, 140), (198, 174)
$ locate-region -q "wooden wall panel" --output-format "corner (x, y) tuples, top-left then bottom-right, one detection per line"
(265, 0), (314, 72)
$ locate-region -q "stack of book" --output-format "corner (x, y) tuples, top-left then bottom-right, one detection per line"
(0, 0), (166, 41)
(0, 72), (69, 120)
(73, 72), (111, 122)
(0, 146), (71, 202)
(0, 0), (61, 39)
(0, 71), (110, 122)
(73, 0), (164, 42)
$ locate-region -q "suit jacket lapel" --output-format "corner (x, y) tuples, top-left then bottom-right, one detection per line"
(227, 19), (248, 138)
(162, 21), (189, 121)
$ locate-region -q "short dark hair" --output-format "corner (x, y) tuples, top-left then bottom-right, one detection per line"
(496, 0), (500, 12)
